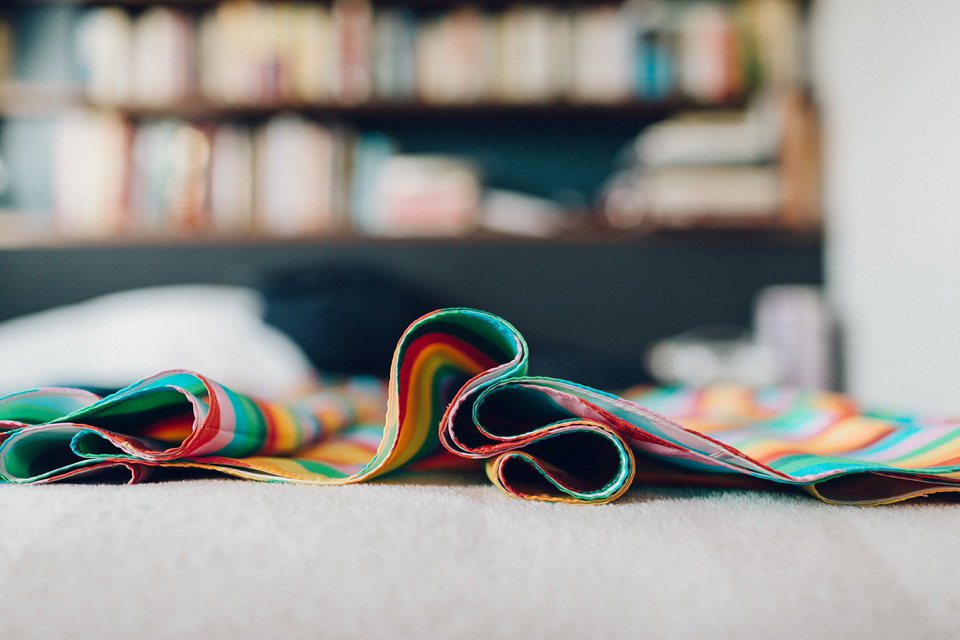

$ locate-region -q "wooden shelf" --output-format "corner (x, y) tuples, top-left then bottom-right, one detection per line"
(4, 0), (663, 9)
(0, 82), (746, 123)
(0, 81), (83, 116)
(0, 212), (821, 251)
(79, 96), (743, 124)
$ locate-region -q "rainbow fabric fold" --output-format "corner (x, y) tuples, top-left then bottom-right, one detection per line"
(3, 307), (960, 505)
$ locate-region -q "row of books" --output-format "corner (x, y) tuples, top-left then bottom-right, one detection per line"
(597, 88), (819, 230)
(76, 0), (804, 108)
(52, 91), (817, 239)
(52, 108), (576, 239)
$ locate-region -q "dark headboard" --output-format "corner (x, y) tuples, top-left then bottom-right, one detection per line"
(0, 234), (822, 389)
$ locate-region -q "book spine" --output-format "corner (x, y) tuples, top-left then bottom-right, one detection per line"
(332, 0), (373, 105)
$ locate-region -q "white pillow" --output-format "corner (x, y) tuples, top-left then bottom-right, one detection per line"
(0, 285), (318, 400)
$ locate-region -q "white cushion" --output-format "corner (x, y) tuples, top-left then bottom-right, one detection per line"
(0, 285), (317, 399)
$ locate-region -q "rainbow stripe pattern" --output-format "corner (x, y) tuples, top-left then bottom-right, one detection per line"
(2, 307), (960, 505)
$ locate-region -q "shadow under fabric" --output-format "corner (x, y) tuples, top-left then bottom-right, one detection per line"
(3, 308), (960, 506)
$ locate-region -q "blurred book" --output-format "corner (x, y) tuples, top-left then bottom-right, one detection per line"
(209, 122), (255, 234)
(128, 118), (180, 232)
(630, 1), (675, 102)
(291, 4), (335, 103)
(675, 1), (742, 103)
(353, 135), (573, 237)
(254, 113), (345, 236)
(53, 108), (130, 238)
(353, 152), (480, 237)
(129, 120), (211, 235)
(10, 4), (78, 84)
(418, 6), (495, 105)
(754, 285), (834, 389)
(496, 6), (567, 103)
(197, 2), (255, 104)
(332, 0), (373, 104)
(612, 165), (782, 226)
(350, 131), (398, 232)
(570, 5), (633, 103)
(634, 98), (781, 167)
(51, 110), (357, 238)
(480, 189), (571, 238)
(198, 1), (278, 104)
(76, 7), (133, 106)
(740, 0), (804, 90)
(197, 1), (336, 105)
(130, 7), (192, 107)
(372, 8), (416, 101)
(0, 114), (60, 214)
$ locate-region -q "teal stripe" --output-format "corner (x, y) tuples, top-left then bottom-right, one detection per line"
(770, 454), (895, 478)
(214, 389), (270, 458)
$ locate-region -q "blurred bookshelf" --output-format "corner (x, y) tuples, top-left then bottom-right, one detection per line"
(0, 0), (820, 247)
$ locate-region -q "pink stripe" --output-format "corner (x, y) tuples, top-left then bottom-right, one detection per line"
(190, 381), (238, 456)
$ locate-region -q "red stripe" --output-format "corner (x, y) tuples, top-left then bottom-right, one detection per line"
(182, 376), (221, 455)
(256, 398), (280, 455)
(396, 332), (501, 426)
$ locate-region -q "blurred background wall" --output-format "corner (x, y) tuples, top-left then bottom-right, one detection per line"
(813, 0), (960, 412)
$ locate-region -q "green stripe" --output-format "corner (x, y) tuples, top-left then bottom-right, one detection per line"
(217, 391), (269, 458)
(284, 457), (351, 479)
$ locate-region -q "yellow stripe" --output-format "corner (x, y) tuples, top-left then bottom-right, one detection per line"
(700, 384), (764, 421)
(266, 405), (302, 455)
(741, 416), (893, 462)
(297, 440), (377, 465)
(378, 342), (486, 474)
(230, 456), (358, 483)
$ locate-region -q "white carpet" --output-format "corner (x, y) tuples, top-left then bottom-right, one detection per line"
(2, 474), (959, 640)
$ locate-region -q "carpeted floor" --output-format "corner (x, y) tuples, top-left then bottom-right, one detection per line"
(3, 474), (959, 640)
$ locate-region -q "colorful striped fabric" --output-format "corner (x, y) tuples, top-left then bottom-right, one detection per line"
(2, 307), (960, 505)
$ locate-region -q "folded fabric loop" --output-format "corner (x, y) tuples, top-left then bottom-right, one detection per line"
(0, 387), (103, 426)
(0, 424), (152, 483)
(484, 423), (636, 503)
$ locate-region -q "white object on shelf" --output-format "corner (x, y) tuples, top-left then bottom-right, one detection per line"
(52, 108), (130, 238)
(480, 189), (568, 238)
(754, 284), (834, 390)
(634, 95), (783, 168)
(603, 165), (783, 228)
(358, 154), (481, 237)
(254, 114), (340, 237)
(647, 326), (781, 387)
